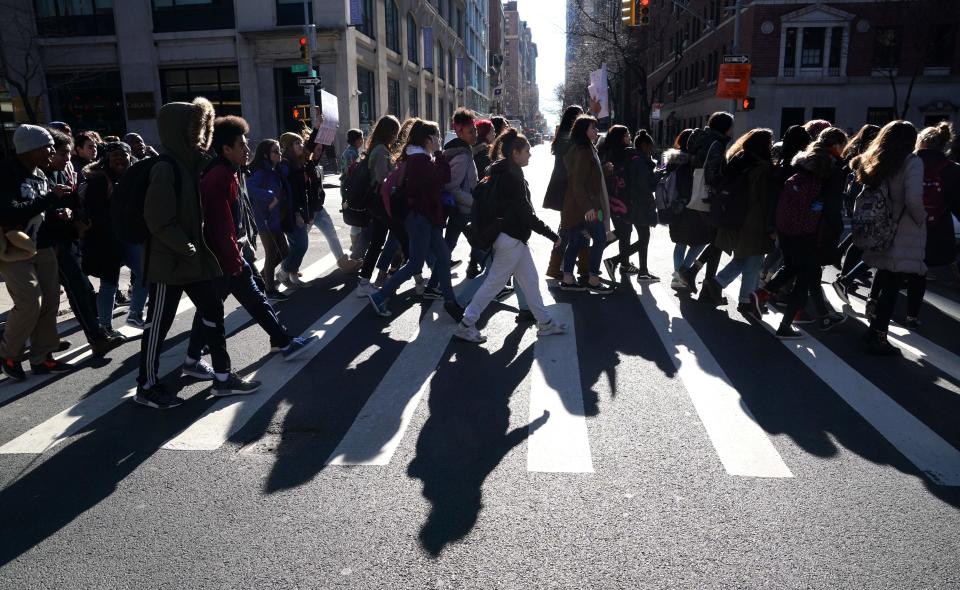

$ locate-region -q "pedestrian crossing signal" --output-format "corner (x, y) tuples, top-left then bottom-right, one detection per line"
(639, 0), (650, 26)
(299, 36), (309, 61)
(293, 104), (310, 121)
(621, 0), (636, 26)
(742, 96), (756, 111)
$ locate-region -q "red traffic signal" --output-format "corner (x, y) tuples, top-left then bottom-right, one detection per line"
(639, 0), (650, 25)
(741, 97), (756, 111)
(298, 36), (309, 60)
(639, 0), (649, 5)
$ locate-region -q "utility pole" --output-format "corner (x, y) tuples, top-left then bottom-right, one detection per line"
(304, 0), (318, 126)
(729, 0), (742, 114)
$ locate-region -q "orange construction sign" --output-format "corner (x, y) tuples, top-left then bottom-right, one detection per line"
(716, 63), (752, 99)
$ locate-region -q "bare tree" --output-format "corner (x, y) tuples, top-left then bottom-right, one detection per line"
(0, 1), (45, 123)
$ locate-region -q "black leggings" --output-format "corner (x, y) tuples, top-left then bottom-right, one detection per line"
(608, 218), (650, 271)
(359, 217), (409, 280)
(779, 234), (828, 330)
(689, 244), (721, 281)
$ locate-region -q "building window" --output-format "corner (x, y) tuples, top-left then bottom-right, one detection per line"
(781, 28), (797, 76)
(437, 44), (445, 81)
(811, 107), (835, 123)
(449, 51), (455, 84)
(828, 27), (843, 75)
(357, 0), (375, 39)
(34, 0), (115, 36)
(456, 8), (464, 39)
(874, 27), (901, 69)
(866, 107), (895, 126)
(407, 14), (419, 64)
(800, 27), (825, 68)
(47, 71), (125, 136)
(357, 67), (375, 125)
(780, 107), (805, 138)
(152, 0), (235, 32)
(276, 0), (312, 26)
(385, 1), (400, 53)
(426, 91), (434, 120)
(161, 66), (241, 116)
(388, 79), (400, 116)
(408, 86), (419, 117)
(439, 98), (446, 131)
(927, 25), (956, 68)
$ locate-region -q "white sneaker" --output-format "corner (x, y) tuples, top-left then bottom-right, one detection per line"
(414, 275), (426, 296)
(536, 320), (568, 337)
(670, 271), (687, 290)
(454, 321), (486, 343)
(356, 278), (377, 297)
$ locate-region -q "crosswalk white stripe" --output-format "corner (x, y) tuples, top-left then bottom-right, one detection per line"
(750, 289), (960, 486)
(823, 286), (960, 385)
(639, 283), (793, 478)
(906, 288), (960, 323)
(162, 289), (367, 451)
(526, 303), (593, 473)
(0, 254), (335, 455)
(326, 301), (454, 466)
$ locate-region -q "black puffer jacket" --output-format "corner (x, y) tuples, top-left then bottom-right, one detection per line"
(542, 136), (572, 211)
(490, 159), (559, 245)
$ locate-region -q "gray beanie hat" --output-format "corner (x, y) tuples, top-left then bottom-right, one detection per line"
(14, 124), (54, 155)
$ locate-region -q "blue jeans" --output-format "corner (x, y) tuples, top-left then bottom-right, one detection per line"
(563, 221), (606, 276)
(673, 243), (706, 272)
(374, 213), (455, 303)
(282, 225), (310, 273)
(428, 210), (473, 289)
(378, 235), (401, 271)
(97, 244), (148, 327)
(312, 207), (344, 259)
(716, 254), (765, 302)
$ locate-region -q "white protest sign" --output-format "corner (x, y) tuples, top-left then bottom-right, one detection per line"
(316, 89), (339, 146)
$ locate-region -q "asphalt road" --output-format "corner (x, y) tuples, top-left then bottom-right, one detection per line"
(0, 144), (958, 589)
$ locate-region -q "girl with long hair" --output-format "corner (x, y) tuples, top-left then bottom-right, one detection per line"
(559, 115), (614, 294)
(544, 105), (586, 278)
(665, 128), (708, 289)
(248, 139), (291, 299)
(454, 129), (567, 343)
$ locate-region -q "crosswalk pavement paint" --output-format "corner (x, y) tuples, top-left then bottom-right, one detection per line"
(526, 303), (594, 473)
(750, 288), (960, 486)
(639, 283), (793, 478)
(0, 255), (335, 455)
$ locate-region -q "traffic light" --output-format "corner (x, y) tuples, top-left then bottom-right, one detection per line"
(292, 104), (310, 121)
(741, 96), (756, 111)
(639, 0), (650, 26)
(621, 0), (635, 26)
(299, 36), (309, 61)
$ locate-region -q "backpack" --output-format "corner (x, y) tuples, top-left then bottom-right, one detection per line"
(380, 162), (408, 221)
(465, 174), (501, 250)
(708, 164), (749, 229)
(654, 169), (680, 214)
(775, 172), (823, 236)
(340, 157), (372, 227)
(110, 154), (181, 245)
(851, 181), (900, 252)
(922, 160), (950, 230)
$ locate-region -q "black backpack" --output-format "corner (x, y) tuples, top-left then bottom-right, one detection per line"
(707, 156), (750, 229)
(110, 154), (181, 244)
(465, 174), (501, 250)
(340, 156), (372, 227)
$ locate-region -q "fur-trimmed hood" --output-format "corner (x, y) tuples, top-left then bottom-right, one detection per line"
(661, 148), (691, 167)
(791, 148), (837, 180)
(157, 96), (215, 173)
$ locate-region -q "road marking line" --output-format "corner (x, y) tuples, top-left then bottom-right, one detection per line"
(326, 301), (455, 466)
(162, 292), (367, 451)
(752, 289), (960, 486)
(823, 285), (960, 386)
(0, 255), (335, 455)
(640, 283), (793, 478)
(527, 303), (593, 473)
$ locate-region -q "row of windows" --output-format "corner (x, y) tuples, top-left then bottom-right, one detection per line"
(34, 0), (313, 35)
(358, 66), (456, 129)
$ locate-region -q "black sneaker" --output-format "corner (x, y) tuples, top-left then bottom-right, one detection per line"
(421, 286), (444, 300)
(587, 281), (615, 295)
(699, 278), (725, 306)
(620, 263), (641, 275)
(31, 358), (73, 375)
(2, 357), (25, 381)
(679, 267), (699, 293)
(211, 373), (262, 397)
(775, 326), (805, 340)
(818, 314), (848, 332)
(736, 302), (761, 322)
(636, 272), (660, 283)
(558, 280), (586, 292)
(443, 300), (465, 322)
(133, 384), (183, 409)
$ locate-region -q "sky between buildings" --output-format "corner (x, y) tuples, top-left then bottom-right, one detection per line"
(514, 0), (567, 129)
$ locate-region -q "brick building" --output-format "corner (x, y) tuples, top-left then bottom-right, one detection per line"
(640, 0), (960, 146)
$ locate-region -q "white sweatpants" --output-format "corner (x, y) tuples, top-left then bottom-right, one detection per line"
(463, 233), (552, 326)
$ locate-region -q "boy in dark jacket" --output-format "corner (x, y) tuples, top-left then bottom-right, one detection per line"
(135, 98), (260, 409)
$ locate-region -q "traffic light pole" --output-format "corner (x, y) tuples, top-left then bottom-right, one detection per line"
(729, 0), (742, 114)
(304, 1), (318, 126)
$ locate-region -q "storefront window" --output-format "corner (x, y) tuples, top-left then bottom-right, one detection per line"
(47, 71), (125, 135)
(161, 66), (241, 117)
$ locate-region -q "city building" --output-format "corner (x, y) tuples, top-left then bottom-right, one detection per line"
(0, 0), (488, 151)
(487, 0), (506, 114)
(502, 0), (542, 128)
(638, 0), (960, 145)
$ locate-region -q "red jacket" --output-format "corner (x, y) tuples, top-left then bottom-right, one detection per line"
(199, 160), (243, 276)
(403, 152), (451, 227)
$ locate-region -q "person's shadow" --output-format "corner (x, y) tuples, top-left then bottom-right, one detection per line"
(406, 322), (548, 557)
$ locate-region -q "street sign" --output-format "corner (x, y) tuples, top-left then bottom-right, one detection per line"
(298, 77), (322, 86)
(716, 63), (752, 99)
(291, 65), (316, 74)
(723, 54), (750, 64)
